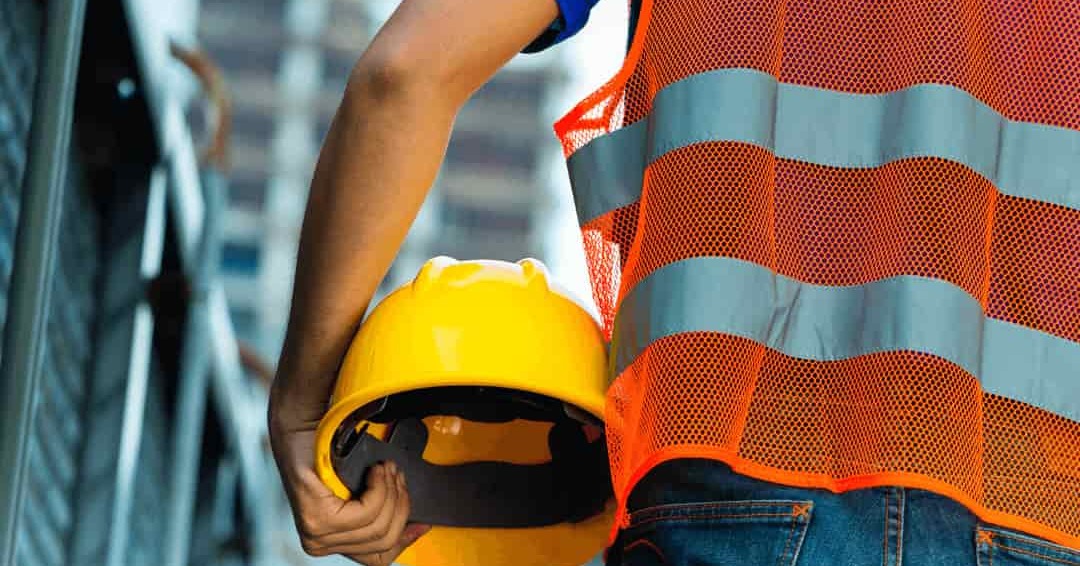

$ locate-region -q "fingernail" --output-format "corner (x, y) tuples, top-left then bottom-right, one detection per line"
(387, 462), (398, 475)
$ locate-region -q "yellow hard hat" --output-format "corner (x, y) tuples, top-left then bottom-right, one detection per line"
(314, 257), (613, 566)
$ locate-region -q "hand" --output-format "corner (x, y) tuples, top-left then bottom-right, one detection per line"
(268, 411), (430, 565)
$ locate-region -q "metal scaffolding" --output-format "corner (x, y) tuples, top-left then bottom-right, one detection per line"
(0, 0), (88, 562)
(0, 1), (271, 564)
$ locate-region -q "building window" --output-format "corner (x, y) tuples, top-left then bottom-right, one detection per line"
(222, 242), (261, 275)
(444, 131), (535, 173)
(227, 174), (266, 210)
(231, 107), (276, 144)
(323, 48), (357, 90)
(440, 201), (531, 232)
(207, 42), (281, 79)
(229, 306), (258, 340)
(202, 0), (286, 35)
(473, 74), (545, 108)
(204, 0), (285, 18)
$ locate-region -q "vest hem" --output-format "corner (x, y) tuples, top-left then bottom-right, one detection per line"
(608, 445), (1080, 552)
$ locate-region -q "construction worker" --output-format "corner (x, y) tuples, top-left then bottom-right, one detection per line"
(268, 0), (1080, 565)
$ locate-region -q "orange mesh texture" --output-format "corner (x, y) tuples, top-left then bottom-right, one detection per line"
(580, 203), (639, 336)
(558, 0), (1080, 551)
(621, 144), (778, 298)
(989, 197), (1080, 344)
(557, 0), (1080, 155)
(773, 158), (999, 300)
(608, 333), (1080, 547)
(581, 141), (1080, 545)
(622, 147), (1006, 303)
(580, 142), (1080, 348)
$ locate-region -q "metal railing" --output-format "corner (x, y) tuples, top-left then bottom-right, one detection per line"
(0, 0), (271, 564)
(0, 0), (88, 563)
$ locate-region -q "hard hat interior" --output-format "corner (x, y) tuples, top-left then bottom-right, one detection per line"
(329, 386), (611, 529)
(355, 386), (602, 425)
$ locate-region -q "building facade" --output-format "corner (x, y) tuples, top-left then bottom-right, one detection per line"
(199, 0), (582, 358)
(198, 0), (374, 360)
(0, 1), (271, 564)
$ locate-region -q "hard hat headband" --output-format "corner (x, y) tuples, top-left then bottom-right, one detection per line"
(355, 386), (602, 426)
(331, 417), (611, 528)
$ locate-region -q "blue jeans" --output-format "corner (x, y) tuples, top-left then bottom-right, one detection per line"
(608, 459), (1080, 566)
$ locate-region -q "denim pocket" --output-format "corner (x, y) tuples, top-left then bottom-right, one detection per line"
(976, 525), (1080, 566)
(618, 500), (813, 566)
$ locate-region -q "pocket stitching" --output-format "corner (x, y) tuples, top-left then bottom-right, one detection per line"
(624, 538), (668, 565)
(623, 502), (813, 566)
(788, 507), (813, 566)
(988, 543), (1080, 566)
(882, 490), (890, 566)
(978, 528), (1080, 566)
(977, 530), (994, 566)
(777, 513), (798, 566)
(629, 500), (813, 527)
(989, 530), (1080, 557)
(630, 507), (803, 531)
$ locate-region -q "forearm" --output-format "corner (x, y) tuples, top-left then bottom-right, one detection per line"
(267, 0), (565, 558)
(271, 70), (459, 426)
(267, 0), (558, 430)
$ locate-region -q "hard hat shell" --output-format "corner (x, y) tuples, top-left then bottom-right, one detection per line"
(314, 257), (612, 566)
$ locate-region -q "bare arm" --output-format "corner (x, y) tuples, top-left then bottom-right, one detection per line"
(272, 0), (560, 427)
(267, 0), (560, 562)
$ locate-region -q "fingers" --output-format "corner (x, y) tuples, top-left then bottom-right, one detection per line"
(296, 462), (394, 539)
(337, 461), (400, 536)
(382, 473), (414, 545)
(385, 522), (432, 557)
(338, 527), (429, 563)
(315, 466), (402, 548)
(345, 471), (413, 552)
(296, 461), (424, 564)
(342, 521), (432, 566)
(271, 420), (427, 565)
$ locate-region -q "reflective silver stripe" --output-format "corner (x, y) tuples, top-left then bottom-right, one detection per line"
(567, 119), (650, 227)
(612, 256), (1080, 422)
(567, 68), (1080, 225)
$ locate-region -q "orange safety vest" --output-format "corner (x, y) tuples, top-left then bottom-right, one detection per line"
(555, 0), (1080, 549)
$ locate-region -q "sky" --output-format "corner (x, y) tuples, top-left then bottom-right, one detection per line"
(542, 0), (630, 309)
(562, 0), (631, 101)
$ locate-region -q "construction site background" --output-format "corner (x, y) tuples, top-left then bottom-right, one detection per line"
(0, 0), (623, 565)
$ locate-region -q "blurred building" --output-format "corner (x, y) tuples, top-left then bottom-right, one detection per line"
(0, 0), (622, 564)
(0, 0), (271, 565)
(198, 0), (578, 362)
(197, 0), (581, 564)
(197, 0), (373, 361)
(383, 57), (570, 295)
(191, 1), (633, 565)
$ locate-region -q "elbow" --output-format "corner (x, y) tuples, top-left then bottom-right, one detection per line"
(346, 44), (464, 109)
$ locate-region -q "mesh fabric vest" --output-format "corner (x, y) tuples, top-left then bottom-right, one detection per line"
(555, 0), (1080, 549)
